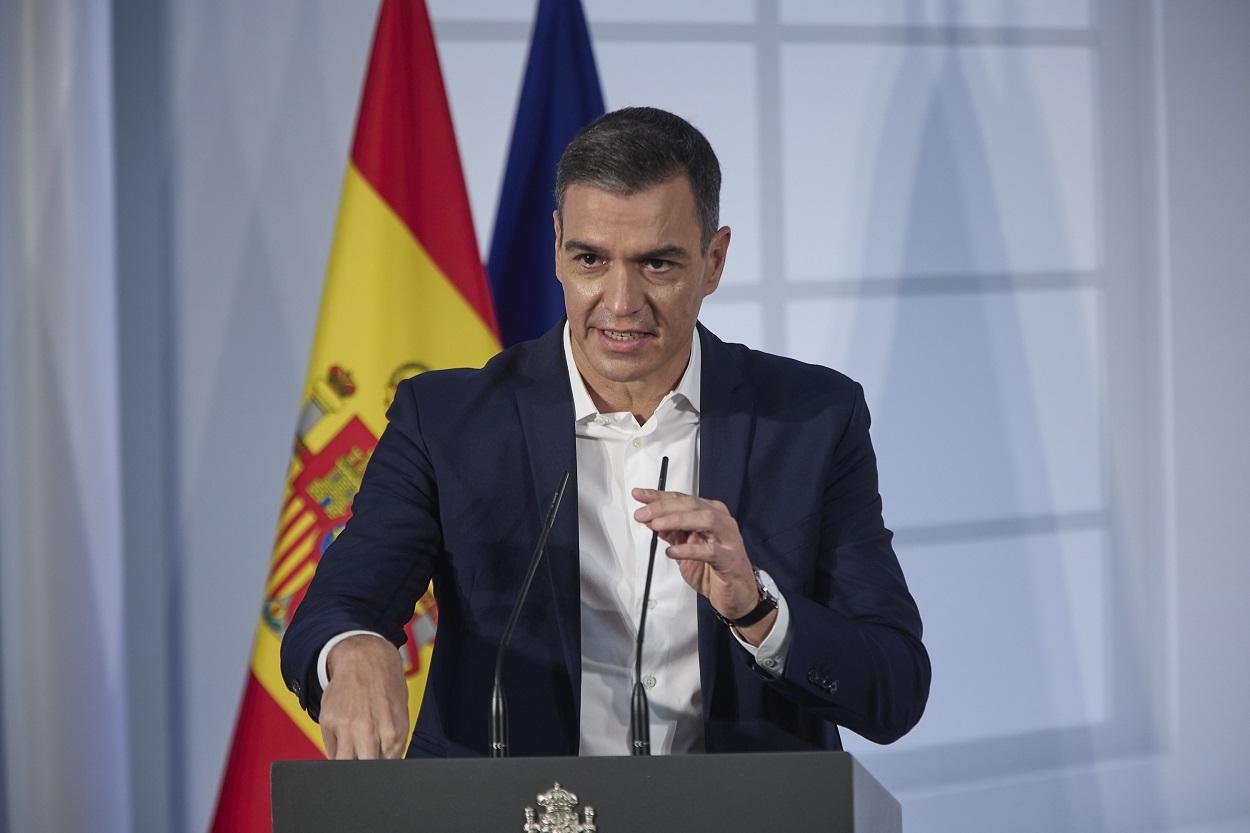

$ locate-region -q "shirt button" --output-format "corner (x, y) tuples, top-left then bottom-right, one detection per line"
(632, 437), (642, 449)
(647, 598), (657, 610)
(761, 658), (777, 669)
(643, 674), (656, 689)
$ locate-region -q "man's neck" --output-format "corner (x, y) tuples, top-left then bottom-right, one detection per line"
(574, 353), (691, 425)
(579, 372), (681, 425)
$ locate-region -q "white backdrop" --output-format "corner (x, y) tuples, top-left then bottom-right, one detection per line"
(2, 1), (1249, 832)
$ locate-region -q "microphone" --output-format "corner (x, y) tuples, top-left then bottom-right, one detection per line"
(490, 470), (570, 758)
(629, 456), (669, 755)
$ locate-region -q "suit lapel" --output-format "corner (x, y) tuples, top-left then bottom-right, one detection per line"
(695, 324), (755, 724)
(514, 326), (582, 723)
(697, 324), (753, 517)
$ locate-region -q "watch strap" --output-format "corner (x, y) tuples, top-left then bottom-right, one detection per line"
(714, 568), (779, 628)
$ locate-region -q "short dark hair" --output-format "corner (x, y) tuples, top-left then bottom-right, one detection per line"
(555, 107), (722, 250)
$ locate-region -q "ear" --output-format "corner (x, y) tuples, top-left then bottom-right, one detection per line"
(701, 226), (732, 297)
(552, 209), (565, 283)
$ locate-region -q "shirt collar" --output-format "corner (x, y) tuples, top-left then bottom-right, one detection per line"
(563, 321), (702, 422)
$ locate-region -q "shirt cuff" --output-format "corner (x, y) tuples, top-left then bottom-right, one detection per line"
(729, 568), (791, 677)
(316, 630), (390, 690)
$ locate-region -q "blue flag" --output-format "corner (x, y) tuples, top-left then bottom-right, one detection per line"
(487, 0), (606, 346)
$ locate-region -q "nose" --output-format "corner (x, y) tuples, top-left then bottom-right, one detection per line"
(602, 263), (645, 318)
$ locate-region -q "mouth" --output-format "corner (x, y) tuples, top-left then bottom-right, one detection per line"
(593, 327), (656, 353)
(601, 329), (650, 341)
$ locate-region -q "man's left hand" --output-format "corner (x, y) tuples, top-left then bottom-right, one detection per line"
(632, 489), (776, 644)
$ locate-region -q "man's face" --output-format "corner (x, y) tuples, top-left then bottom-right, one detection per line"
(553, 177), (729, 401)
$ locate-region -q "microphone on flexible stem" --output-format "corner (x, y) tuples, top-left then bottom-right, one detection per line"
(629, 456), (669, 756)
(490, 470), (570, 758)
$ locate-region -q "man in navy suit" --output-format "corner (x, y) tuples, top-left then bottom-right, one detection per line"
(281, 107), (929, 759)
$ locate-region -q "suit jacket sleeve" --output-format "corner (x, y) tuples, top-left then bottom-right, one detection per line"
(762, 383), (930, 744)
(280, 379), (440, 720)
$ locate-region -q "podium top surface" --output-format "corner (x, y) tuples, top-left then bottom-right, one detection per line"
(272, 751), (900, 832)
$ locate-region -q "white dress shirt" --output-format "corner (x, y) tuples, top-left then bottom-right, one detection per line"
(316, 324), (791, 754)
(570, 325), (705, 755)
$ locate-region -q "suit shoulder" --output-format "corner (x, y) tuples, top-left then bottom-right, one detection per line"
(389, 339), (535, 422)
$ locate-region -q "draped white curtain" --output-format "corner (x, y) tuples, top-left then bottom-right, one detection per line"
(0, 0), (133, 830)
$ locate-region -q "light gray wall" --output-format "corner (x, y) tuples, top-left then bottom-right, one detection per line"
(2, 0), (1247, 831)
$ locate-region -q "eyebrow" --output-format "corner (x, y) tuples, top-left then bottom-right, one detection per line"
(561, 240), (691, 261)
(562, 239), (604, 254)
(634, 245), (690, 262)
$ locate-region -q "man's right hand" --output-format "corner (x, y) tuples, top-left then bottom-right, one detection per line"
(320, 634), (410, 759)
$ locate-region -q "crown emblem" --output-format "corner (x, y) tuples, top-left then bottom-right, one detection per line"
(523, 782), (597, 832)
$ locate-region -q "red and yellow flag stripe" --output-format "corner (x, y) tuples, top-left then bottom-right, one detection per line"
(212, 2), (499, 829)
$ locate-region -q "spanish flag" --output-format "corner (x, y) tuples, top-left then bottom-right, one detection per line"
(210, 2), (499, 829)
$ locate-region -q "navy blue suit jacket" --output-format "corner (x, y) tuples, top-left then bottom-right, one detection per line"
(281, 323), (929, 756)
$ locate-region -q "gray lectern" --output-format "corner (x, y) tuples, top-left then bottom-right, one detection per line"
(272, 751), (900, 832)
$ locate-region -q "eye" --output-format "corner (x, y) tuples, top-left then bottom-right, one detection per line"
(644, 258), (673, 272)
(575, 253), (601, 267)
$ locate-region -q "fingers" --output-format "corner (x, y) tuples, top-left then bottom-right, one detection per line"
(341, 728), (382, 761)
(633, 493), (719, 525)
(382, 700), (410, 758)
(631, 487), (663, 504)
(358, 731), (384, 760)
(643, 507), (720, 534)
(632, 489), (725, 512)
(665, 538), (718, 563)
(324, 726), (338, 760)
(634, 496), (735, 542)
(675, 558), (704, 588)
(324, 707), (403, 759)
